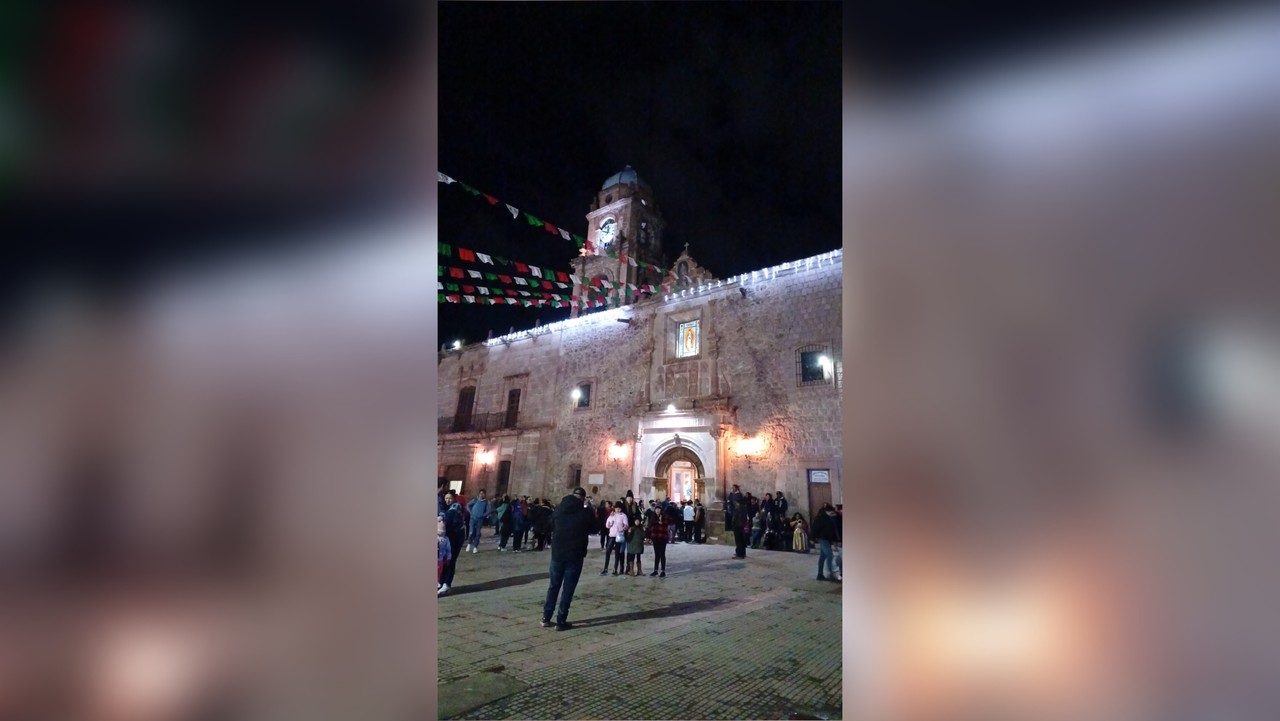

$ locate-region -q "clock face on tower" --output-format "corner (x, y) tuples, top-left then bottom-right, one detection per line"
(598, 218), (617, 249)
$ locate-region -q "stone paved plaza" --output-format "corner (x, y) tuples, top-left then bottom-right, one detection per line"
(436, 533), (843, 720)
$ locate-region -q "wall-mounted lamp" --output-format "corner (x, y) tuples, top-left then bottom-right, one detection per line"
(733, 434), (768, 467)
(474, 449), (496, 471)
(666, 403), (677, 412)
(607, 442), (630, 464)
(819, 354), (833, 379)
(571, 388), (582, 402)
(454, 340), (463, 350)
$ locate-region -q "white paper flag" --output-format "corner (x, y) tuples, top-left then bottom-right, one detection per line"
(438, 172), (455, 184)
(464, 296), (475, 303)
(506, 204), (519, 219)
(477, 253), (493, 264)
(515, 277), (527, 286)
(479, 287), (489, 295)
(467, 270), (482, 278)
(559, 229), (571, 241)
(529, 265), (541, 277)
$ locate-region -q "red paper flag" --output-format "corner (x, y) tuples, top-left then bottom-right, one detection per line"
(556, 271), (568, 282)
(482, 194), (498, 205)
(544, 222), (557, 234)
(515, 263), (529, 273)
(541, 281), (552, 289)
(449, 267), (464, 278)
(499, 275), (512, 283)
(506, 289), (517, 296)
(591, 277), (602, 287)
(463, 285), (475, 294)
(459, 248), (476, 262)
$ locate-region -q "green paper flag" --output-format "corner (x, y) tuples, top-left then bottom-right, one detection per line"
(485, 273), (498, 281)
(446, 283), (459, 292)
(525, 213), (543, 227)
(438, 293), (445, 303)
(573, 234), (585, 247)
(438, 242), (451, 257)
(438, 266), (444, 276)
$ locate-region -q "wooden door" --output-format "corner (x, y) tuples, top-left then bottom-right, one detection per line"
(807, 468), (832, 522)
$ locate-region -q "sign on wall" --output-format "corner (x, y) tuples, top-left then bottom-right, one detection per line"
(808, 469), (829, 484)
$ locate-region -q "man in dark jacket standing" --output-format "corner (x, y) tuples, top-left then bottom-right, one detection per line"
(731, 498), (750, 559)
(542, 487), (593, 631)
(811, 503), (842, 581)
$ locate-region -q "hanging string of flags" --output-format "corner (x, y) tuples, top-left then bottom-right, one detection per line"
(437, 173), (672, 276)
(439, 294), (572, 308)
(437, 242), (671, 295)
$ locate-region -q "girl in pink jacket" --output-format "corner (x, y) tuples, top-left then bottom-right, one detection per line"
(601, 506), (629, 576)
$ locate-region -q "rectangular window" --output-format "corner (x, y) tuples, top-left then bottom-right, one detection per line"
(574, 382), (592, 409)
(676, 320), (700, 358)
(798, 345), (833, 386)
(504, 388), (521, 428)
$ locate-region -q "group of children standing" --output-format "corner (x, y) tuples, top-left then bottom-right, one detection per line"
(600, 504), (667, 577)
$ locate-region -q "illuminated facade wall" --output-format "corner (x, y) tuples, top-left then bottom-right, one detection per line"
(438, 249), (842, 528)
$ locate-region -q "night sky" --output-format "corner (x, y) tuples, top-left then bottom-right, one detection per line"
(437, 2), (842, 347)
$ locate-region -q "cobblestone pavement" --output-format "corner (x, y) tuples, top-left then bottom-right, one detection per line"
(436, 533), (843, 720)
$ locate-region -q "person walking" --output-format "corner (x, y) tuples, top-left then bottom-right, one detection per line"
(466, 490), (491, 553)
(541, 488), (593, 631)
(647, 503), (669, 577)
(439, 491), (467, 596)
(602, 504), (628, 575)
(681, 501), (695, 543)
(811, 503), (841, 581)
(731, 498), (750, 559)
(497, 496), (513, 551)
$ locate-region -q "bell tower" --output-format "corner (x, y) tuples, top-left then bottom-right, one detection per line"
(571, 165), (666, 317)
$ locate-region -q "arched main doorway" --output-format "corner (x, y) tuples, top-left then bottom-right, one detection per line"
(653, 447), (706, 504)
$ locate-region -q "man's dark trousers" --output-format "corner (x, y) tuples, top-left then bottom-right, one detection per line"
(733, 527), (747, 558)
(543, 558), (584, 624)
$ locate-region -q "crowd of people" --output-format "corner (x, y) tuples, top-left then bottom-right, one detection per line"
(438, 481), (843, 598)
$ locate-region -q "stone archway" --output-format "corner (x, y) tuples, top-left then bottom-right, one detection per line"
(653, 446), (706, 504)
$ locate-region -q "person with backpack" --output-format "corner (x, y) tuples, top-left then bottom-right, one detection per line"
(512, 497), (529, 552)
(439, 491), (467, 596)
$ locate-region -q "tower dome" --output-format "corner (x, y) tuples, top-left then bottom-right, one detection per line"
(601, 165), (647, 190)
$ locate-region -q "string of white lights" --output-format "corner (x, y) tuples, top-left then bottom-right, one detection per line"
(478, 247), (842, 347)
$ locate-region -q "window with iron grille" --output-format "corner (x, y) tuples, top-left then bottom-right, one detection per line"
(797, 344), (833, 387)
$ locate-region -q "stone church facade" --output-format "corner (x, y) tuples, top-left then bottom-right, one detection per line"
(437, 168), (842, 533)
